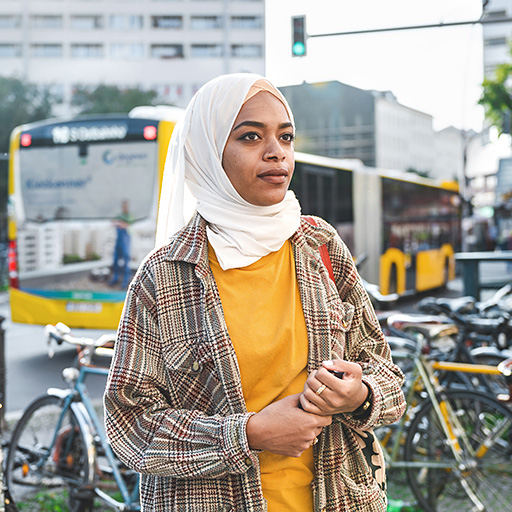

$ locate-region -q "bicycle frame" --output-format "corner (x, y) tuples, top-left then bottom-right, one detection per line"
(49, 363), (140, 511)
(383, 349), (512, 511)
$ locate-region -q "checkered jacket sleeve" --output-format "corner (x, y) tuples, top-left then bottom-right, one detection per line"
(104, 258), (259, 479)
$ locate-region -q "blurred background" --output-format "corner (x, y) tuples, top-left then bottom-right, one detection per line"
(1, 0), (512, 313)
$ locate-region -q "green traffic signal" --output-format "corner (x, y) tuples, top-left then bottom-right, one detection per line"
(292, 41), (306, 57)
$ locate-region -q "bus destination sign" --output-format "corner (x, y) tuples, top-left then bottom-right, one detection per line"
(51, 124), (128, 144)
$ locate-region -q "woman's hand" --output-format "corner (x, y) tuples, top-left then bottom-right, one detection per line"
(299, 360), (369, 416)
(246, 394), (332, 457)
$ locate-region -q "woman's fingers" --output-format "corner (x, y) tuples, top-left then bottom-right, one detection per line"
(301, 360), (367, 414)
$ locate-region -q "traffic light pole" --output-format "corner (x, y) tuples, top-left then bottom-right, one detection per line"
(306, 16), (512, 40)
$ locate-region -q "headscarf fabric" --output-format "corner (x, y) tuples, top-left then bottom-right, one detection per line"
(155, 73), (301, 270)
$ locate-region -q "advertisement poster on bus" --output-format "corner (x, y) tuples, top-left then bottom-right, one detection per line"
(16, 140), (159, 303)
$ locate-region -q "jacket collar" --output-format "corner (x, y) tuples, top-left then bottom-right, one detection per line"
(162, 212), (210, 277)
(162, 212), (335, 270)
(291, 216), (336, 253)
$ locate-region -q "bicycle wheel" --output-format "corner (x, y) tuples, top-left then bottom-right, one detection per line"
(5, 394), (94, 512)
(404, 388), (512, 512)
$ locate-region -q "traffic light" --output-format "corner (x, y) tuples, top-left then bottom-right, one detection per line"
(292, 16), (306, 57)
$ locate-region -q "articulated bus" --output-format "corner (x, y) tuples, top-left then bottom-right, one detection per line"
(8, 114), (461, 330)
(292, 152), (461, 297)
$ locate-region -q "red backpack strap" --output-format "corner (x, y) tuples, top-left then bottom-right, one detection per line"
(303, 216), (336, 283)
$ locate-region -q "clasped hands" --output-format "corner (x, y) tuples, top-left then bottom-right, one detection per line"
(246, 359), (368, 458)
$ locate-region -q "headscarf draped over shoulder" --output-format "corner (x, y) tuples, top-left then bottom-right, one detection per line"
(155, 73), (301, 270)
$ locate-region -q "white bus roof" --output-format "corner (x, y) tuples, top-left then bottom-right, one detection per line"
(129, 105), (185, 122)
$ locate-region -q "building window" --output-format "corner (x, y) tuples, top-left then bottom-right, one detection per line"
(154, 83), (183, 101)
(30, 44), (63, 57)
(151, 16), (182, 29)
(190, 16), (223, 29)
(484, 37), (507, 46)
(231, 44), (262, 58)
(0, 44), (22, 57)
(30, 15), (63, 29)
(110, 43), (145, 59)
(110, 15), (143, 30)
(484, 10), (508, 19)
(230, 16), (262, 29)
(190, 44), (223, 57)
(150, 44), (184, 58)
(70, 15), (103, 30)
(71, 44), (103, 58)
(0, 15), (21, 28)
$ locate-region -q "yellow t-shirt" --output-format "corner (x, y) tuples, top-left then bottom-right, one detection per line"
(209, 241), (314, 512)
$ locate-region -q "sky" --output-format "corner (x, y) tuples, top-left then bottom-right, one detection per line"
(265, 0), (486, 132)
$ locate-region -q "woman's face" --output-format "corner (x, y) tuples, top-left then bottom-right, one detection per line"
(222, 91), (295, 207)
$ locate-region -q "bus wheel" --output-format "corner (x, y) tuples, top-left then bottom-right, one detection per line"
(444, 258), (450, 285)
(388, 264), (398, 295)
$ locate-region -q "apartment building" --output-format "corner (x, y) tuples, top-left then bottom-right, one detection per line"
(482, 0), (512, 77)
(0, 0), (265, 113)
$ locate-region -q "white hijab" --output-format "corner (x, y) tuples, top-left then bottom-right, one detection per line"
(155, 73), (301, 270)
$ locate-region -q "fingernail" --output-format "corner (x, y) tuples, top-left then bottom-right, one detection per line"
(323, 360), (334, 366)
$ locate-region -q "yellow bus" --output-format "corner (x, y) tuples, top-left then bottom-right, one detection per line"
(8, 117), (460, 329)
(292, 152), (461, 297)
(8, 106), (183, 329)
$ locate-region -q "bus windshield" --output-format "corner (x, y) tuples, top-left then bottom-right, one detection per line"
(20, 141), (157, 223)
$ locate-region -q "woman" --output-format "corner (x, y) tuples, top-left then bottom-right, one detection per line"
(104, 73), (405, 512)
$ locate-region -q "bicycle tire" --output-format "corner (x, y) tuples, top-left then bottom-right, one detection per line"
(5, 394), (94, 512)
(404, 388), (512, 512)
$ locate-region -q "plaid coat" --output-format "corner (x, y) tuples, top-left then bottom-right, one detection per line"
(104, 213), (405, 512)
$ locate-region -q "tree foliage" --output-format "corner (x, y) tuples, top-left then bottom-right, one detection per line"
(71, 84), (160, 114)
(0, 76), (54, 153)
(0, 77), (55, 239)
(479, 48), (512, 134)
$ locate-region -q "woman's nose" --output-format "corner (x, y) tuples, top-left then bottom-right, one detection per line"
(264, 138), (286, 160)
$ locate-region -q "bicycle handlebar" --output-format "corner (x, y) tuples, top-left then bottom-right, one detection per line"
(45, 322), (116, 359)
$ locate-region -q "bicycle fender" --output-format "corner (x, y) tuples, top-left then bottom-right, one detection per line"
(45, 389), (97, 487)
(70, 400), (97, 487)
(471, 346), (512, 359)
(46, 387), (73, 400)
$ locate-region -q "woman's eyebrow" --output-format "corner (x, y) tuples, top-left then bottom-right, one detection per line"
(232, 120), (293, 132)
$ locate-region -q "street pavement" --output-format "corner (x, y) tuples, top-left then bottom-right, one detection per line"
(0, 297), (112, 431)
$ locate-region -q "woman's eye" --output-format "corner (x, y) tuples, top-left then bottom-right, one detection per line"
(281, 133), (296, 142)
(240, 132), (260, 141)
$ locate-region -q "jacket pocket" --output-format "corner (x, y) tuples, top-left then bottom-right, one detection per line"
(339, 472), (387, 512)
(340, 428), (387, 511)
(163, 338), (212, 372)
(162, 340), (222, 413)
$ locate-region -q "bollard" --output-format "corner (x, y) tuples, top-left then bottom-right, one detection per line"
(0, 315), (5, 433)
(0, 315), (18, 511)
(0, 315), (4, 512)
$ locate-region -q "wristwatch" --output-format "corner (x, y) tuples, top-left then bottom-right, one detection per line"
(351, 383), (372, 420)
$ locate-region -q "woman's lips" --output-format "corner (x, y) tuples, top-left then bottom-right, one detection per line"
(257, 169), (289, 184)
